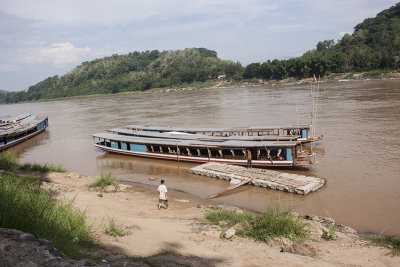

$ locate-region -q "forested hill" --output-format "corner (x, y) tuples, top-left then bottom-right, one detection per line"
(243, 2), (400, 80)
(1, 3), (400, 104)
(1, 48), (243, 103)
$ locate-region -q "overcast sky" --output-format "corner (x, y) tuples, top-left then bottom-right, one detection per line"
(0, 0), (398, 92)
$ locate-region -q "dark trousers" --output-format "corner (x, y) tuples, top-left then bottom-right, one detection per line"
(247, 160), (252, 168)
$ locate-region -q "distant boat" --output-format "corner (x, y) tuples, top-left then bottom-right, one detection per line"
(0, 115), (48, 151)
(338, 79), (350, 82)
(93, 132), (313, 167)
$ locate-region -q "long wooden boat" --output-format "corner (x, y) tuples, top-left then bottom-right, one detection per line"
(108, 128), (299, 142)
(0, 115), (49, 151)
(127, 124), (321, 143)
(93, 133), (312, 167)
(0, 113), (32, 127)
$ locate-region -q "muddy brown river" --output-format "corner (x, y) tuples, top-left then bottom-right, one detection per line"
(1, 79), (399, 235)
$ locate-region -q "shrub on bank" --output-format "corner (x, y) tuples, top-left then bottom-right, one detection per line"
(0, 172), (95, 259)
(19, 162), (67, 173)
(89, 172), (120, 191)
(361, 233), (400, 256)
(103, 218), (130, 237)
(0, 151), (67, 173)
(0, 151), (19, 171)
(361, 70), (383, 79)
(204, 202), (307, 242)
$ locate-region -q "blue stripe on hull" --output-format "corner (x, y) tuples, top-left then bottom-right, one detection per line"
(94, 144), (294, 166)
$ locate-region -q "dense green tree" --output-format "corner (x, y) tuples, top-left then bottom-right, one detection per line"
(1, 48), (242, 103)
(243, 63), (261, 79)
(246, 2), (400, 81)
(317, 39), (335, 51)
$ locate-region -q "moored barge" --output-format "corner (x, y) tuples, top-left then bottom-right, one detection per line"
(93, 133), (312, 167)
(0, 115), (49, 151)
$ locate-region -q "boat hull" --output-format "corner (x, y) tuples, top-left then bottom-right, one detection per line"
(94, 144), (296, 167)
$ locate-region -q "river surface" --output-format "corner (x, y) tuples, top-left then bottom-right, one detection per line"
(1, 79), (399, 235)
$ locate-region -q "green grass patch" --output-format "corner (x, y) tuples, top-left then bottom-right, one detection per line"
(89, 172), (120, 191)
(360, 233), (400, 256)
(344, 72), (355, 79)
(19, 162), (67, 173)
(242, 78), (261, 84)
(361, 70), (383, 79)
(204, 207), (252, 228)
(19, 174), (42, 187)
(204, 202), (307, 242)
(1, 152), (66, 173)
(0, 172), (96, 259)
(45, 163), (67, 172)
(0, 151), (20, 171)
(103, 218), (130, 237)
(322, 225), (336, 241)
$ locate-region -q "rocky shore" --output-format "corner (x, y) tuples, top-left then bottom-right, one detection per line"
(1, 171), (399, 266)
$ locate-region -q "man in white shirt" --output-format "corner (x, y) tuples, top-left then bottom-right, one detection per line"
(157, 179), (168, 210)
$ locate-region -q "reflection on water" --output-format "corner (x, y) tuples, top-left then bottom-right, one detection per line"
(1, 79), (400, 235)
(8, 131), (51, 157)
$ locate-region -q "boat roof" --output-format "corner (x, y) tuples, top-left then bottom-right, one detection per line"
(0, 113), (31, 123)
(0, 116), (47, 137)
(109, 128), (298, 141)
(127, 124), (311, 132)
(0, 113), (32, 127)
(93, 132), (299, 148)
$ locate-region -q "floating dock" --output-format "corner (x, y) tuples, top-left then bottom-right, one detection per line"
(189, 162), (325, 195)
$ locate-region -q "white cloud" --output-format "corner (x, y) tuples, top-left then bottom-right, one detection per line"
(20, 42), (91, 67)
(266, 24), (306, 32)
(1, 0), (278, 26)
(0, 0), (398, 91)
(0, 64), (20, 71)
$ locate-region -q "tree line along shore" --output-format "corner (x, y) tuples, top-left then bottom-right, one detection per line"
(1, 3), (400, 104)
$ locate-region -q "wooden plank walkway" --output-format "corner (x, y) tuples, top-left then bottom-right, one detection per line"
(189, 162), (326, 195)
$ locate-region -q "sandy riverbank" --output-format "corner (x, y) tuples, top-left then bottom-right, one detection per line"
(35, 172), (400, 266)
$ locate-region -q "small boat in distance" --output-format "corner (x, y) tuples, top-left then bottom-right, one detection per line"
(93, 132), (313, 167)
(126, 124), (322, 143)
(0, 115), (49, 151)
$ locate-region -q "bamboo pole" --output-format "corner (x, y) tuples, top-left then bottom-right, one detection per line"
(207, 177), (254, 199)
(176, 142), (179, 162)
(310, 81), (314, 154)
(312, 76), (320, 152)
(314, 76), (320, 137)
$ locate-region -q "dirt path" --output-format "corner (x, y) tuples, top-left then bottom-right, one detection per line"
(41, 172), (400, 266)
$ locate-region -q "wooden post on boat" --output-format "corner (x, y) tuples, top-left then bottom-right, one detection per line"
(265, 146), (273, 165)
(208, 177), (254, 199)
(176, 142), (179, 162)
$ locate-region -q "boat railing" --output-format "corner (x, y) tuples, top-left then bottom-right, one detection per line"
(220, 155), (246, 160)
(257, 155), (284, 161)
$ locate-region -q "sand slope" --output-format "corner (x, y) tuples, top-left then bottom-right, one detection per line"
(41, 172), (400, 266)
